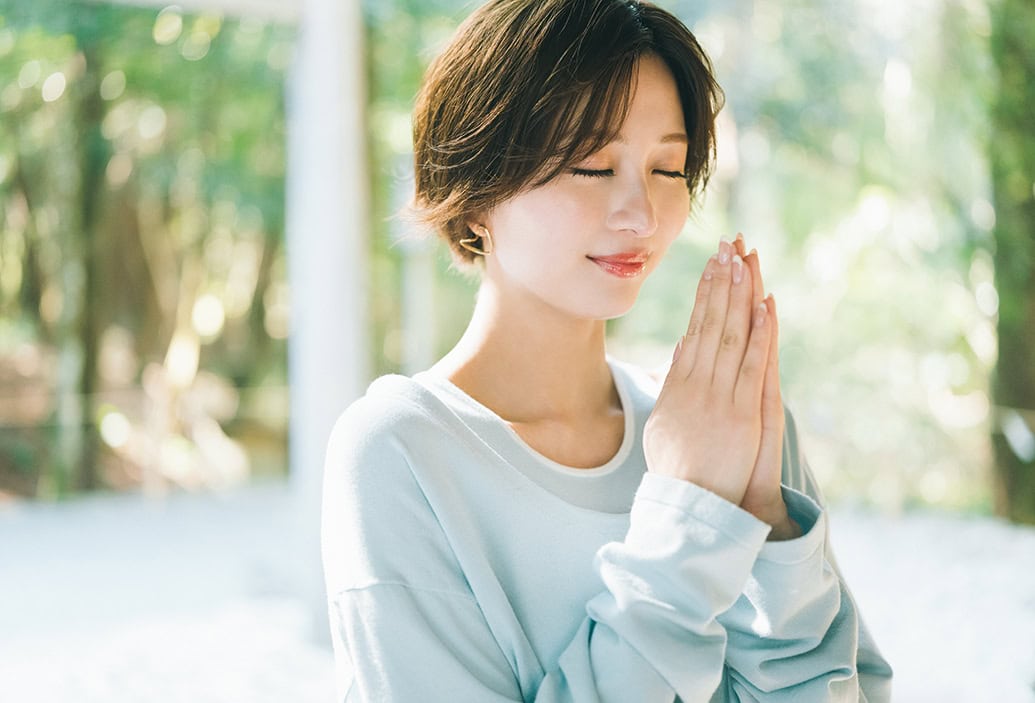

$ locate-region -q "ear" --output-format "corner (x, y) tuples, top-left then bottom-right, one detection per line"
(466, 206), (496, 234)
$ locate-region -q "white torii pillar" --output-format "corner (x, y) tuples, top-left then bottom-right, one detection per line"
(286, 0), (369, 645)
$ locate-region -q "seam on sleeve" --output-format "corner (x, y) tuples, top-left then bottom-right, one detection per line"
(335, 580), (479, 603)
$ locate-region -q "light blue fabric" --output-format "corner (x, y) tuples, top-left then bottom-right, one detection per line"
(321, 356), (893, 702)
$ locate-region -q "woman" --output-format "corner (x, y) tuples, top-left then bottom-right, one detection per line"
(321, 0), (894, 700)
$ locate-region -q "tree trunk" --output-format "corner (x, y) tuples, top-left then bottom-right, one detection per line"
(990, 0), (1035, 524)
(69, 34), (110, 492)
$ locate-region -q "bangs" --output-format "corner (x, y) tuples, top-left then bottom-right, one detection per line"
(526, 51), (641, 187)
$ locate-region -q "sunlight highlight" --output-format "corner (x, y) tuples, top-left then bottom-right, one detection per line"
(100, 70), (126, 101)
(100, 410), (132, 449)
(165, 331), (199, 389)
(153, 8), (184, 46)
(41, 72), (66, 102)
(17, 60), (40, 89)
(192, 294), (226, 339)
(1001, 410), (1035, 463)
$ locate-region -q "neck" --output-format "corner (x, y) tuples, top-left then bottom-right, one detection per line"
(431, 276), (619, 423)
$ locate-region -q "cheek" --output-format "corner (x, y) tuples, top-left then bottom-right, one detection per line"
(658, 189), (691, 232)
(491, 204), (581, 268)
(504, 190), (600, 246)
(524, 185), (601, 224)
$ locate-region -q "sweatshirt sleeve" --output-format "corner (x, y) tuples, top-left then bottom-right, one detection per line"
(715, 408), (894, 702)
(322, 398), (520, 701)
(322, 395), (780, 702)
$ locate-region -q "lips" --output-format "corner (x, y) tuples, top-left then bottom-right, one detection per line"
(588, 253), (649, 278)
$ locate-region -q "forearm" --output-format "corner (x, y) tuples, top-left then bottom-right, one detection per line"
(587, 472), (772, 700)
(719, 487), (864, 698)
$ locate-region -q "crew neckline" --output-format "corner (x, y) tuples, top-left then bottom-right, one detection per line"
(413, 356), (635, 477)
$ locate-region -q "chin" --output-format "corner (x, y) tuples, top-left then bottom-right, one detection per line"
(575, 294), (640, 321)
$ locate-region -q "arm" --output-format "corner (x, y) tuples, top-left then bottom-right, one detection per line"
(322, 398), (775, 702)
(708, 235), (891, 700)
(716, 409), (894, 702)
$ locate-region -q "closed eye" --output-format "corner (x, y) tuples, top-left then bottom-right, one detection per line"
(570, 168), (687, 180)
(570, 168), (613, 178)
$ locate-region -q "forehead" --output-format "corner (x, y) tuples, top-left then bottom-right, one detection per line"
(597, 55), (687, 143)
(627, 54), (684, 114)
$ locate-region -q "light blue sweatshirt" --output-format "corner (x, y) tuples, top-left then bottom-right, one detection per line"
(321, 356), (893, 702)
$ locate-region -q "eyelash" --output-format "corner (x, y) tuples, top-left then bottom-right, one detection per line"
(570, 168), (687, 180)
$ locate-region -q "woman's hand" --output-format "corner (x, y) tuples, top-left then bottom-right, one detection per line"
(643, 238), (773, 506)
(732, 235), (800, 541)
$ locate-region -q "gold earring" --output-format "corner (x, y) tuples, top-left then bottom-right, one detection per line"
(459, 226), (494, 256)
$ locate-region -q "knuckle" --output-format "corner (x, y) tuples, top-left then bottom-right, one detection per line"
(721, 331), (739, 348)
(740, 358), (760, 378)
(686, 321), (702, 338)
(701, 317), (721, 333)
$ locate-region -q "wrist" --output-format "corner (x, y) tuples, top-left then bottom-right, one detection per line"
(765, 513), (803, 541)
(743, 497), (802, 541)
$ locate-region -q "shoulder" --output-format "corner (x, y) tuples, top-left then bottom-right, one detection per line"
(321, 375), (469, 593)
(331, 373), (439, 438)
(324, 374), (445, 484)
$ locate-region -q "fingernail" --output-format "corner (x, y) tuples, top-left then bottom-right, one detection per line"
(673, 337), (684, 362)
(718, 239), (731, 265)
(732, 255), (744, 284)
(704, 255), (716, 280)
(754, 302), (767, 327)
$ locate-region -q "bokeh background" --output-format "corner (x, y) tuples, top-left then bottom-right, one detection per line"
(1, 0), (1033, 701)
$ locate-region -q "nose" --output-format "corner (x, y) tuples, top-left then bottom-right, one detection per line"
(605, 177), (658, 237)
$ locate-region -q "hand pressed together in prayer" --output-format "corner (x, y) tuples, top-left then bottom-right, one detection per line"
(644, 234), (802, 541)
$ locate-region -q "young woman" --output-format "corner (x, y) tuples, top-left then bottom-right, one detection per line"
(321, 1), (893, 700)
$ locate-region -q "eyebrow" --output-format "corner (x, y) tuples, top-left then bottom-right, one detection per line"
(611, 132), (689, 145)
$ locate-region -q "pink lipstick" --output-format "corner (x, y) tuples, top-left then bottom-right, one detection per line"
(588, 252), (649, 278)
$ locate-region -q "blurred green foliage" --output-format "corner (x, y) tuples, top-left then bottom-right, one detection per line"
(989, 0), (1035, 523)
(0, 1), (294, 496)
(1, 0), (1028, 517)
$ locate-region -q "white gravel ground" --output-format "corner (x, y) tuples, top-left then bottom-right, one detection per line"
(1, 480), (1033, 702)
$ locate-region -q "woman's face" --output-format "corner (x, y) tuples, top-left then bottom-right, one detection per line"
(480, 53), (691, 321)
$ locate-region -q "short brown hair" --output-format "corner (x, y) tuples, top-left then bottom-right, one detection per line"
(411, 0), (724, 270)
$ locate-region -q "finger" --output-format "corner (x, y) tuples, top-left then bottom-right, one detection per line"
(671, 255), (717, 377)
(760, 294), (783, 423)
(745, 248), (765, 307)
(689, 239), (735, 381)
(734, 232), (747, 259)
(733, 299), (772, 406)
(754, 294), (785, 491)
(712, 253), (755, 387)
(735, 233), (764, 308)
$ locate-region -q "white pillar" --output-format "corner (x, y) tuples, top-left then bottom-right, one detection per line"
(286, 0), (369, 644)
